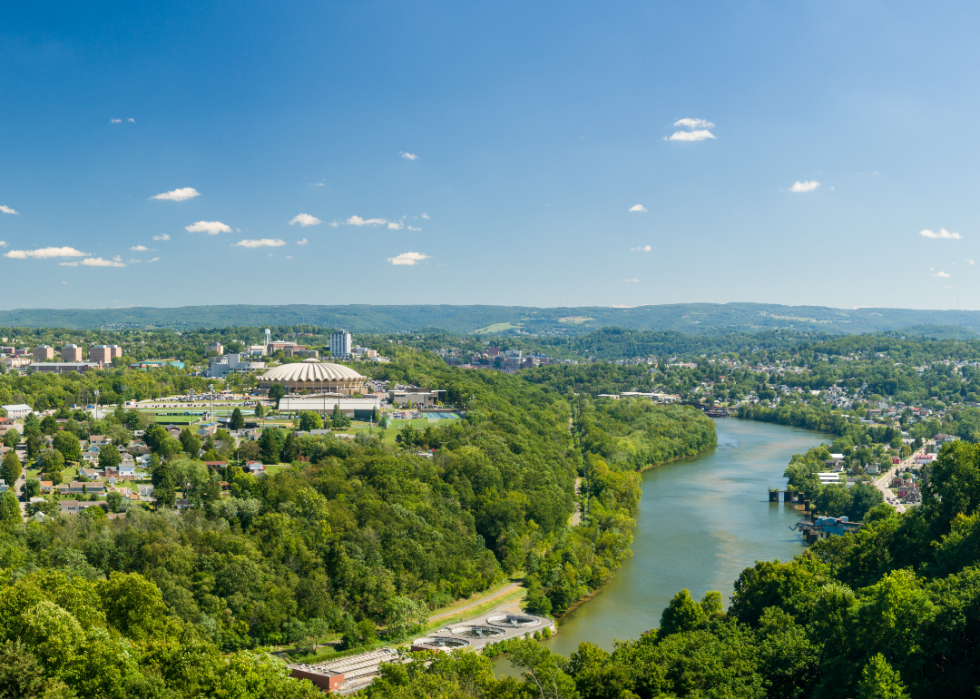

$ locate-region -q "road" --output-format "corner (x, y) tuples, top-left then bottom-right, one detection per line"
(569, 477), (582, 526)
(872, 442), (930, 514)
(427, 582), (521, 623)
(14, 456), (27, 517)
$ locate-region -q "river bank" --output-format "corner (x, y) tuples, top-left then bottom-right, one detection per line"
(498, 418), (830, 670)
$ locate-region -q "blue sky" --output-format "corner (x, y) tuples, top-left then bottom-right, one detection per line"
(1, 1), (978, 311)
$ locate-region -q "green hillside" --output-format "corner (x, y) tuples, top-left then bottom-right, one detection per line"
(1, 302), (979, 336)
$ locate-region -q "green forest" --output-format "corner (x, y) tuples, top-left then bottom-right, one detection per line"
(358, 439), (980, 699)
(0, 352), (719, 697)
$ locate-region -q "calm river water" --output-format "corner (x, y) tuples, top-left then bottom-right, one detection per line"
(499, 418), (829, 668)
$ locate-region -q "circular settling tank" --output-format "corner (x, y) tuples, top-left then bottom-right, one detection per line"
(486, 614), (541, 629)
(415, 637), (470, 650)
(451, 625), (506, 638)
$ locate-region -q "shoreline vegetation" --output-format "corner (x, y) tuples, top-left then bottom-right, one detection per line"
(0, 345), (717, 696)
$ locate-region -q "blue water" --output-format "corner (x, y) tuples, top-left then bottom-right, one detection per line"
(497, 418), (829, 672)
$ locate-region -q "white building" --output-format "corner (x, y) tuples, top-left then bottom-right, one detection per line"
(278, 394), (381, 420)
(330, 330), (352, 359)
(1, 404), (32, 419)
(206, 353), (266, 379)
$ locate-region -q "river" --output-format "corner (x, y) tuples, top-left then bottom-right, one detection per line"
(500, 417), (829, 666)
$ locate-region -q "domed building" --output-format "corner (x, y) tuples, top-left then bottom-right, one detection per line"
(258, 358), (366, 396)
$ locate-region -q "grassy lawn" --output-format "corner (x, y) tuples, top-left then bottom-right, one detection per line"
(473, 321), (524, 334)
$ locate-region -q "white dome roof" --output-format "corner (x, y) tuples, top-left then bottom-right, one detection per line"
(260, 359), (364, 383)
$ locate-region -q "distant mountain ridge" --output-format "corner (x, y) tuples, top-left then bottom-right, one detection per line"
(1, 303), (979, 336)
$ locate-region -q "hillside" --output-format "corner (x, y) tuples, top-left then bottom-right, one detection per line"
(1, 302), (980, 336)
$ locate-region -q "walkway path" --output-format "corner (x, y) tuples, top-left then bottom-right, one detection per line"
(428, 582), (521, 623)
(569, 477), (582, 526)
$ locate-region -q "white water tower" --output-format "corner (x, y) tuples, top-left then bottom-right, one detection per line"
(264, 328), (271, 348)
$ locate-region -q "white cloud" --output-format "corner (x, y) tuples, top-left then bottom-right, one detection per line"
(128, 258), (141, 263)
(329, 222), (339, 227)
(147, 257), (160, 263)
(309, 181), (325, 187)
(0, 205), (18, 215)
(967, 259), (975, 265)
(0, 241), (5, 247)
(81, 257), (126, 268)
(128, 118), (135, 123)
(234, 238), (286, 248)
(387, 252), (430, 266)
(920, 228), (961, 239)
(623, 278), (639, 283)
(422, 213), (430, 219)
(153, 234), (171, 241)
(388, 221), (404, 230)
(152, 187), (200, 202)
(935, 271), (951, 278)
(110, 119), (122, 124)
(296, 238), (308, 246)
(131, 245), (149, 252)
(400, 152), (418, 160)
(407, 226), (422, 232)
(631, 245), (652, 252)
(59, 262), (78, 267)
(185, 221), (232, 234)
(629, 204), (647, 213)
(790, 181), (820, 193)
(668, 130), (716, 141)
(289, 213), (321, 227)
(674, 118), (715, 129)
(346, 215), (388, 226)
(5, 246), (88, 259)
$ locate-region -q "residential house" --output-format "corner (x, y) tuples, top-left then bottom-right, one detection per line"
(60, 500), (84, 515)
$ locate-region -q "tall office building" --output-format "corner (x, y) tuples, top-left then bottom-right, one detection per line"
(61, 344), (83, 362)
(330, 329), (352, 358)
(32, 345), (54, 361)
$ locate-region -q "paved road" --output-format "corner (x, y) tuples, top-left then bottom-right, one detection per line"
(428, 582), (521, 623)
(569, 477), (582, 526)
(14, 458), (27, 517)
(872, 443), (931, 514)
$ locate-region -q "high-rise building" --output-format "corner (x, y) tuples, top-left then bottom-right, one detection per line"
(89, 345), (122, 364)
(206, 341), (224, 356)
(32, 345), (54, 361)
(330, 330), (352, 358)
(61, 344), (83, 362)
